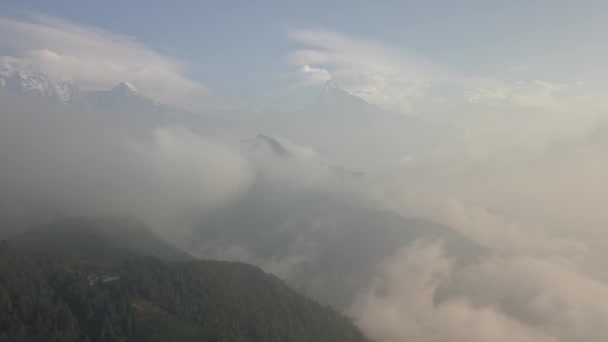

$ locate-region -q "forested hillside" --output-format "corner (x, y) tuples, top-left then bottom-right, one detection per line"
(0, 219), (368, 342)
(11, 217), (194, 262)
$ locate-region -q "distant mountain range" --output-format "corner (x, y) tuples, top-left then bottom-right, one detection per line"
(0, 60), (160, 108)
(0, 61), (80, 103)
(0, 61), (446, 167)
(0, 60), (242, 133)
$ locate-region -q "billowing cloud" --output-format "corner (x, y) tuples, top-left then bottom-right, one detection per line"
(0, 92), (253, 240)
(352, 240), (608, 342)
(0, 14), (209, 109)
(351, 243), (554, 342)
(349, 101), (608, 340)
(468, 79), (587, 111)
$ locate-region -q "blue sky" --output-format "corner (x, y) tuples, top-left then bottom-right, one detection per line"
(1, 0), (607, 111)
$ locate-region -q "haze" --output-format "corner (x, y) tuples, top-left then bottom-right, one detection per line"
(2, 1), (608, 341)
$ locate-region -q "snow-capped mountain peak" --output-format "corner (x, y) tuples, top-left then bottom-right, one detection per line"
(0, 60), (43, 78)
(0, 58), (163, 109)
(316, 79), (369, 110)
(82, 80), (160, 107)
(111, 81), (140, 95)
(0, 60), (79, 103)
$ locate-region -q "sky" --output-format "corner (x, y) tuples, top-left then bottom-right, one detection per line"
(2, 0), (608, 111)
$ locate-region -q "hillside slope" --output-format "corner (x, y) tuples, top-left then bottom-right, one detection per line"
(192, 184), (483, 308)
(0, 218), (368, 342)
(11, 217), (193, 262)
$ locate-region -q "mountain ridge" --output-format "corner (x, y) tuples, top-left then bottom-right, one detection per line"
(11, 216), (194, 262)
(316, 79), (372, 110)
(0, 60), (80, 103)
(0, 61), (161, 108)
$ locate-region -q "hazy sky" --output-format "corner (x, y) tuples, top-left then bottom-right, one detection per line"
(2, 0), (608, 110)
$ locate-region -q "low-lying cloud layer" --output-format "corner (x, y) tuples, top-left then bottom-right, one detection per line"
(353, 113), (608, 341)
(352, 242), (559, 342)
(0, 92), (252, 239)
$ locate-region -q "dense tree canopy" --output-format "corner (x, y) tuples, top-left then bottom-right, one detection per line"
(0, 220), (369, 342)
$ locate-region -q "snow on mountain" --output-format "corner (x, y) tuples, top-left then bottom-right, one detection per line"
(80, 81), (162, 108)
(317, 79), (369, 109)
(114, 81), (139, 94)
(0, 61), (79, 103)
(0, 60), (165, 112)
(0, 60), (180, 131)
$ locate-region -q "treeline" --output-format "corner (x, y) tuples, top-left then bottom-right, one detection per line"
(120, 257), (368, 341)
(0, 242), (132, 341)
(0, 241), (368, 341)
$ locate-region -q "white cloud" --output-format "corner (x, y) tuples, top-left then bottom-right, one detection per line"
(283, 64), (331, 87)
(351, 242), (559, 342)
(468, 79), (587, 111)
(352, 101), (608, 340)
(0, 93), (254, 240)
(0, 14), (209, 109)
(352, 239), (608, 342)
(287, 28), (460, 113)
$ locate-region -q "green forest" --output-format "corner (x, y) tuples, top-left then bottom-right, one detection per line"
(0, 218), (369, 341)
